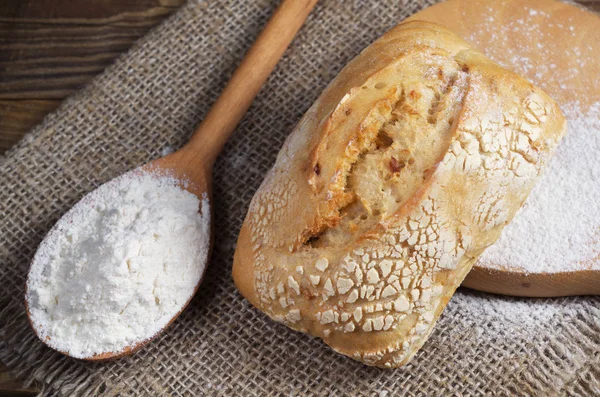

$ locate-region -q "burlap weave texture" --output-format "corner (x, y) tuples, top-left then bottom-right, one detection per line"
(0, 0), (598, 395)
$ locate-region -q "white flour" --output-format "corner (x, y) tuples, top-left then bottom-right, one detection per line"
(448, 291), (563, 339)
(479, 104), (600, 273)
(26, 170), (210, 359)
(466, 3), (600, 274)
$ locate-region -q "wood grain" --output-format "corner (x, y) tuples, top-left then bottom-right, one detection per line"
(579, 0), (600, 11)
(0, 361), (38, 396)
(0, 0), (185, 154)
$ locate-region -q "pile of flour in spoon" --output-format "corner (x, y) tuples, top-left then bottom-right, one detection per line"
(26, 170), (210, 359)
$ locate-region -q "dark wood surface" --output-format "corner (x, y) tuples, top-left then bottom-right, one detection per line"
(0, 0), (185, 154)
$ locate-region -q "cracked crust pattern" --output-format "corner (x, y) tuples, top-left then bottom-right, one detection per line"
(233, 21), (566, 368)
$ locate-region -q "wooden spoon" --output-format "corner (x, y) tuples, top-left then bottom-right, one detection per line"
(408, 0), (600, 297)
(25, 0), (318, 361)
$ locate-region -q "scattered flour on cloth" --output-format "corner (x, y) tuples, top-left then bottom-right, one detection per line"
(448, 291), (563, 338)
(26, 170), (210, 359)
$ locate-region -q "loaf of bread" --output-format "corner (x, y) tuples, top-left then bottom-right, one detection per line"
(233, 21), (566, 368)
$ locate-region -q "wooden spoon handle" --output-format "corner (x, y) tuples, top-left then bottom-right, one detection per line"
(186, 0), (318, 165)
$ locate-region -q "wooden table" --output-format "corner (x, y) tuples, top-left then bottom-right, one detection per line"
(0, 0), (185, 155)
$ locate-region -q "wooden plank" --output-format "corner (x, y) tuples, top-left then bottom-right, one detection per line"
(0, 0), (185, 154)
(578, 0), (600, 12)
(0, 361), (38, 396)
(0, 99), (60, 152)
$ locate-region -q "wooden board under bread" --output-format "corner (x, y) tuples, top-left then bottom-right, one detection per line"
(408, 0), (600, 297)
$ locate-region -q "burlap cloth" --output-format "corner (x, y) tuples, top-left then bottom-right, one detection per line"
(1, 0), (598, 395)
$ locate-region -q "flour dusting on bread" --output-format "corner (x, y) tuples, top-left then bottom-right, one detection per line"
(233, 21), (566, 368)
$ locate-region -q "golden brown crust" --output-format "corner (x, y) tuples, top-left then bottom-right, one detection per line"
(233, 21), (566, 367)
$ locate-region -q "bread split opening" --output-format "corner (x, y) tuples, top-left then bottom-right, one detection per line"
(306, 52), (467, 251)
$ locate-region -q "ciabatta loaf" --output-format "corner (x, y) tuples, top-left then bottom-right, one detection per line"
(233, 21), (566, 368)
